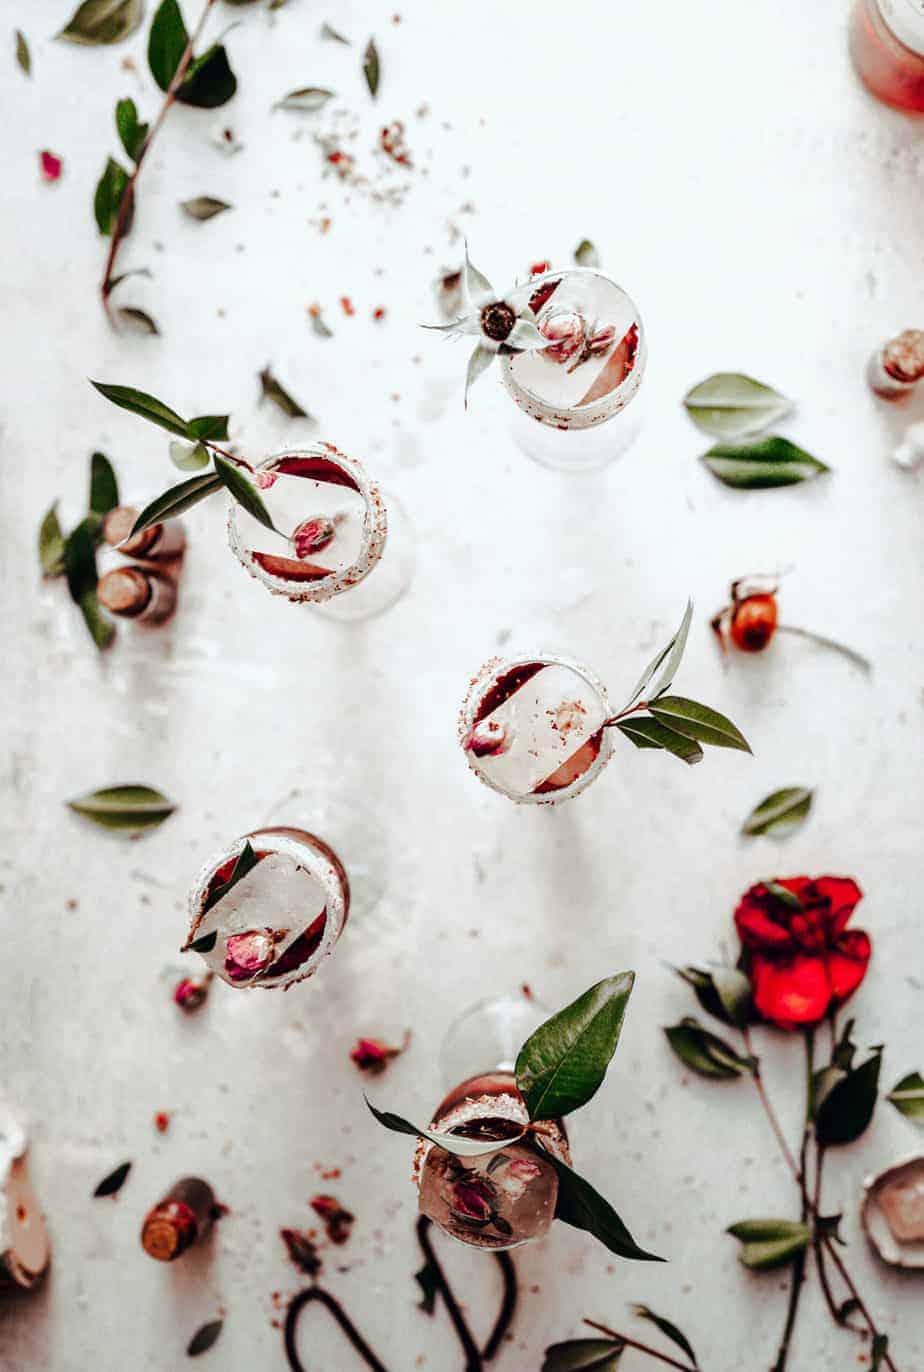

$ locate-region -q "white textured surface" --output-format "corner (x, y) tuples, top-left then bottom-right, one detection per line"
(2, 1), (923, 1368)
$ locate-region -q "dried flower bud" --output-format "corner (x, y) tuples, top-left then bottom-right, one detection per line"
(293, 517), (336, 558)
(587, 323), (616, 356)
(350, 1036), (406, 1075)
(224, 930), (275, 983)
(39, 150), (62, 182)
(463, 719), (512, 759)
(310, 1194), (354, 1245)
(539, 310), (585, 364)
(173, 974), (212, 1013)
(481, 301), (516, 344)
(280, 1227), (322, 1276)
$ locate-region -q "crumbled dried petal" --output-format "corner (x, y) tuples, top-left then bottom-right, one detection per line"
(40, 150), (62, 182)
(310, 1194), (354, 1245)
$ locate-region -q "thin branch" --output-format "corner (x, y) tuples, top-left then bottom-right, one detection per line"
(101, 0), (219, 319)
(821, 1238), (900, 1372)
(742, 1028), (803, 1185)
(583, 1320), (697, 1372)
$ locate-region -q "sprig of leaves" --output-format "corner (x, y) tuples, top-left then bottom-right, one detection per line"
(149, 0), (237, 108)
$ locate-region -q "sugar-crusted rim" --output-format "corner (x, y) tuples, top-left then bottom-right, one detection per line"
(458, 652), (615, 806)
(186, 829), (348, 990)
(227, 442), (388, 603)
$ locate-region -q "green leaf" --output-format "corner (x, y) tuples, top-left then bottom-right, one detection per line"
(574, 239), (600, 269)
(702, 436), (830, 489)
(130, 473), (223, 536)
(275, 87), (335, 111)
(763, 880), (804, 911)
(543, 1340), (624, 1372)
(649, 697), (752, 753)
(544, 1149), (664, 1262)
(116, 307), (159, 336)
(727, 1219), (811, 1271)
(741, 787), (813, 837)
(620, 601), (693, 711)
(259, 366), (311, 418)
(664, 1018), (755, 1079)
(115, 97), (148, 162)
(320, 22), (350, 43)
(78, 590), (116, 650)
(515, 973), (635, 1122)
(89, 452), (119, 517)
(362, 37), (380, 97)
(683, 373), (792, 441)
(38, 504), (66, 577)
(631, 1306), (698, 1367)
(213, 454), (275, 533)
(887, 1071), (924, 1122)
(872, 1335), (890, 1372)
(187, 929), (217, 954)
(170, 441), (211, 471)
(201, 840), (259, 915)
(94, 158), (132, 237)
(186, 414), (229, 441)
(616, 717), (704, 765)
(58, 0), (143, 45)
(64, 521), (115, 651)
(710, 967), (752, 1028)
(148, 0), (188, 89)
(179, 43), (237, 108)
(181, 196), (232, 221)
(15, 30), (31, 76)
(67, 785), (176, 832)
(364, 1097), (521, 1158)
(309, 310), (333, 339)
(815, 1049), (882, 1146)
(93, 1160), (132, 1196)
(187, 1319), (223, 1357)
(90, 381), (189, 437)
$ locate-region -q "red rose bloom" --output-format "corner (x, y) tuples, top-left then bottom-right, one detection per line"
(734, 877), (870, 1029)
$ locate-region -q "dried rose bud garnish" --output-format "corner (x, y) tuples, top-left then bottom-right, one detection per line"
(539, 310), (585, 364)
(280, 1227), (322, 1276)
(173, 973), (212, 1013)
(463, 719), (512, 759)
(293, 517), (336, 559)
(309, 1195), (354, 1245)
(39, 150), (62, 182)
(224, 930), (276, 983)
(349, 1033), (410, 1075)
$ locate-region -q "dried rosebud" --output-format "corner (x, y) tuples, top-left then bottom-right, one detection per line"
(449, 1179), (493, 1222)
(255, 471), (277, 490)
(154, 1112), (170, 1134)
(280, 1227), (322, 1276)
(310, 1194), (354, 1245)
(539, 310), (585, 364)
(293, 517), (336, 558)
(587, 323), (616, 356)
(173, 974), (212, 1013)
(350, 1036), (405, 1075)
(463, 719), (511, 759)
(480, 300), (516, 344)
(39, 150), (62, 182)
(224, 930), (275, 983)
(494, 1156), (541, 1201)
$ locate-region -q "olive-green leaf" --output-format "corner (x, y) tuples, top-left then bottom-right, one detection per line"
(116, 97), (148, 163)
(186, 414), (229, 441)
(887, 1071), (924, 1122)
(89, 452), (119, 516)
(815, 1050), (882, 1146)
(742, 787), (813, 837)
(64, 521), (115, 651)
(116, 307), (159, 336)
(515, 973), (635, 1122)
(362, 37), (379, 96)
(702, 436), (830, 489)
(683, 373), (792, 440)
(38, 504), (66, 577)
(58, 0), (143, 45)
(574, 239), (600, 268)
(15, 30), (31, 76)
(543, 1340), (624, 1372)
(93, 1160), (132, 1196)
(213, 454), (275, 533)
(259, 366), (311, 418)
(275, 87), (334, 112)
(616, 717), (704, 766)
(727, 1219), (811, 1271)
(170, 440), (210, 471)
(148, 0), (188, 90)
(130, 473), (223, 537)
(665, 1018), (755, 1079)
(94, 158), (132, 237)
(179, 43), (237, 108)
(364, 1097), (522, 1158)
(649, 697), (752, 753)
(91, 381), (189, 437)
(872, 1334), (890, 1372)
(67, 785), (176, 832)
(187, 929), (217, 954)
(187, 1319), (223, 1357)
(320, 22), (350, 43)
(711, 968), (752, 1028)
(619, 601), (693, 712)
(181, 196), (232, 221)
(544, 1149), (664, 1262)
(200, 838), (259, 915)
(764, 880), (804, 911)
(78, 590), (116, 650)
(631, 1306), (698, 1367)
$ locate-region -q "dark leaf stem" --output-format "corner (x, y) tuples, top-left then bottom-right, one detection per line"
(101, 0), (218, 317)
(582, 1321), (697, 1372)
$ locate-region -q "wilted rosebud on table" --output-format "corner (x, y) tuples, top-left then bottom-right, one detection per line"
(173, 973), (212, 1013)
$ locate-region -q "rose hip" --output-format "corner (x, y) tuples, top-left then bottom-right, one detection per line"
(730, 593), (778, 652)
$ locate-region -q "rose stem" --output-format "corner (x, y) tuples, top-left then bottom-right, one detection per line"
(742, 1028), (803, 1183)
(769, 1029), (814, 1372)
(819, 1235), (899, 1371)
(100, 0), (218, 321)
(582, 1320), (697, 1371)
(775, 625), (872, 674)
(283, 1286), (388, 1372)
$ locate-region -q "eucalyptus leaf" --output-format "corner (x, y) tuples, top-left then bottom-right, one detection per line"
(91, 381), (189, 437)
(362, 37), (380, 97)
(815, 1049), (882, 1146)
(574, 240), (600, 268)
(616, 717), (704, 765)
(465, 343), (494, 408)
(201, 840), (259, 914)
(631, 1306), (698, 1367)
(320, 22), (350, 43)
(727, 1219), (811, 1271)
(181, 196), (232, 221)
(683, 373), (792, 440)
(702, 436), (830, 490)
(275, 87), (334, 112)
(39, 504), (66, 577)
(213, 454), (275, 533)
(116, 98), (148, 163)
(93, 1160), (132, 1196)
(741, 787), (813, 837)
(259, 366), (311, 418)
(542, 1340), (624, 1372)
(515, 973), (635, 1122)
(887, 1071), (924, 1122)
(130, 473), (223, 537)
(67, 785), (176, 832)
(364, 1097), (521, 1158)
(620, 601), (692, 711)
(170, 440), (211, 471)
(544, 1149), (664, 1262)
(665, 1018), (755, 1079)
(15, 30), (31, 76)
(187, 1320), (223, 1358)
(58, 0), (144, 45)
(94, 158), (132, 237)
(89, 453), (119, 516)
(187, 414), (229, 441)
(117, 307), (160, 335)
(648, 697), (751, 753)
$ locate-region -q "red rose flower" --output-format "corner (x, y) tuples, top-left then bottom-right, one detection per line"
(734, 877), (870, 1029)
